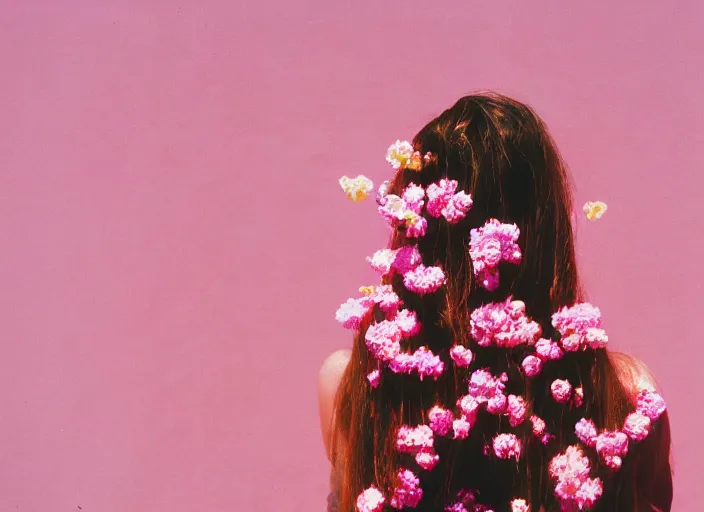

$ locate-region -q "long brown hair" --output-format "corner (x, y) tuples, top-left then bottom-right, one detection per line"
(332, 93), (671, 511)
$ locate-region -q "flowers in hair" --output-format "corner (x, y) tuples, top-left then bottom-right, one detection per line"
(469, 219), (522, 291)
(493, 433), (522, 459)
(461, 369), (508, 416)
(595, 431), (629, 469)
(367, 370), (380, 388)
(551, 379), (573, 403)
(426, 178), (473, 223)
(470, 298), (541, 348)
(390, 469), (423, 509)
(636, 389), (666, 421)
(386, 140), (429, 171)
(335, 297), (374, 330)
(510, 499), (530, 512)
(453, 416), (471, 439)
(549, 445), (603, 510)
(551, 302), (608, 352)
(507, 395), (527, 427)
(583, 201), (608, 221)
(450, 345), (473, 367)
(428, 406), (454, 436)
(368, 245), (422, 277)
(365, 320), (402, 362)
(378, 183), (428, 238)
(356, 487), (385, 512)
(339, 175), (374, 202)
(390, 347), (445, 380)
(622, 412), (651, 441)
(396, 424), (439, 470)
(403, 264), (447, 294)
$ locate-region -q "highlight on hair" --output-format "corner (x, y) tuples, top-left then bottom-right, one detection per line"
(332, 93), (672, 511)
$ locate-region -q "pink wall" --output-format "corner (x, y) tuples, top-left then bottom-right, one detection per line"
(0, 1), (701, 510)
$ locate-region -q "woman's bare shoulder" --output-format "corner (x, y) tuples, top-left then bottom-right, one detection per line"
(609, 351), (660, 397)
(317, 349), (352, 461)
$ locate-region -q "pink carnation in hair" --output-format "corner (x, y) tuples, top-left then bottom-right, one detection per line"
(623, 412), (651, 442)
(404, 213), (428, 238)
(549, 445), (591, 482)
(493, 433), (522, 460)
(530, 415), (546, 436)
(469, 219), (522, 291)
(521, 355), (543, 377)
(403, 265), (447, 294)
(549, 445), (604, 509)
(409, 346), (445, 380)
(367, 370), (380, 388)
(595, 431), (629, 469)
(574, 418), (598, 448)
(402, 183), (426, 213)
(390, 469), (423, 509)
(535, 338), (564, 360)
(450, 345), (473, 367)
(453, 416), (471, 439)
(426, 179), (473, 224)
(510, 499), (530, 512)
(458, 395), (480, 422)
(468, 369), (508, 415)
(428, 406), (454, 436)
(574, 387), (584, 407)
(551, 379), (572, 403)
(507, 395), (527, 427)
(365, 320), (402, 362)
(392, 245), (423, 274)
(470, 298), (541, 348)
(445, 505), (470, 512)
(379, 195), (408, 224)
(636, 389), (666, 421)
(551, 302), (608, 352)
(395, 309), (421, 337)
(376, 180), (391, 206)
(397, 425), (434, 453)
(356, 486), (385, 512)
(574, 477), (604, 509)
(336, 297), (374, 330)
(371, 284), (401, 313)
(367, 248), (397, 276)
(415, 448), (440, 471)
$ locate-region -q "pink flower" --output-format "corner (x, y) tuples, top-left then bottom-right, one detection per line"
(549, 445), (603, 508)
(574, 387), (584, 407)
(507, 395), (527, 427)
(402, 183), (425, 213)
(467, 369), (507, 413)
(339, 175), (374, 202)
(365, 320), (402, 362)
(549, 446), (591, 482)
(636, 390), (667, 421)
(428, 406), (454, 436)
(623, 412), (651, 442)
(367, 248), (397, 276)
(371, 284), (401, 313)
(376, 180), (391, 206)
(469, 219), (522, 291)
(522, 355), (543, 377)
(404, 213), (428, 238)
(336, 297), (374, 330)
(397, 425), (434, 453)
(403, 265), (447, 294)
(530, 415), (546, 436)
(379, 194), (409, 223)
(510, 499), (530, 512)
(574, 477), (603, 509)
(367, 370), (380, 388)
(493, 433), (522, 460)
(450, 345), (473, 367)
(453, 416), (471, 439)
(535, 338), (564, 360)
(551, 303), (606, 352)
(386, 140), (415, 169)
(415, 448), (440, 471)
(356, 487), (385, 512)
(408, 346), (445, 380)
(395, 309), (421, 337)
(390, 469), (423, 509)
(458, 395), (480, 422)
(574, 418), (597, 448)
(470, 298), (541, 348)
(426, 179), (473, 223)
(551, 379), (572, 403)
(392, 245), (423, 274)
(595, 431), (629, 467)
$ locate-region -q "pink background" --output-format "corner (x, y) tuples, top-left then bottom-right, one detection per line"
(1, 1), (701, 510)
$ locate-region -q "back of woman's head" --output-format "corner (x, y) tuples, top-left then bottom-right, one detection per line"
(333, 93), (667, 512)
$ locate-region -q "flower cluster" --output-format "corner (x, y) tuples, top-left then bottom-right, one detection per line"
(551, 303), (608, 352)
(469, 219), (522, 291)
(549, 446), (603, 510)
(396, 424), (439, 471)
(574, 389), (666, 469)
(378, 183), (428, 238)
(470, 298), (541, 348)
(339, 175), (374, 202)
(390, 469), (423, 509)
(426, 178), (474, 224)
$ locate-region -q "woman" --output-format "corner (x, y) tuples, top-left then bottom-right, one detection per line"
(320, 93), (672, 511)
